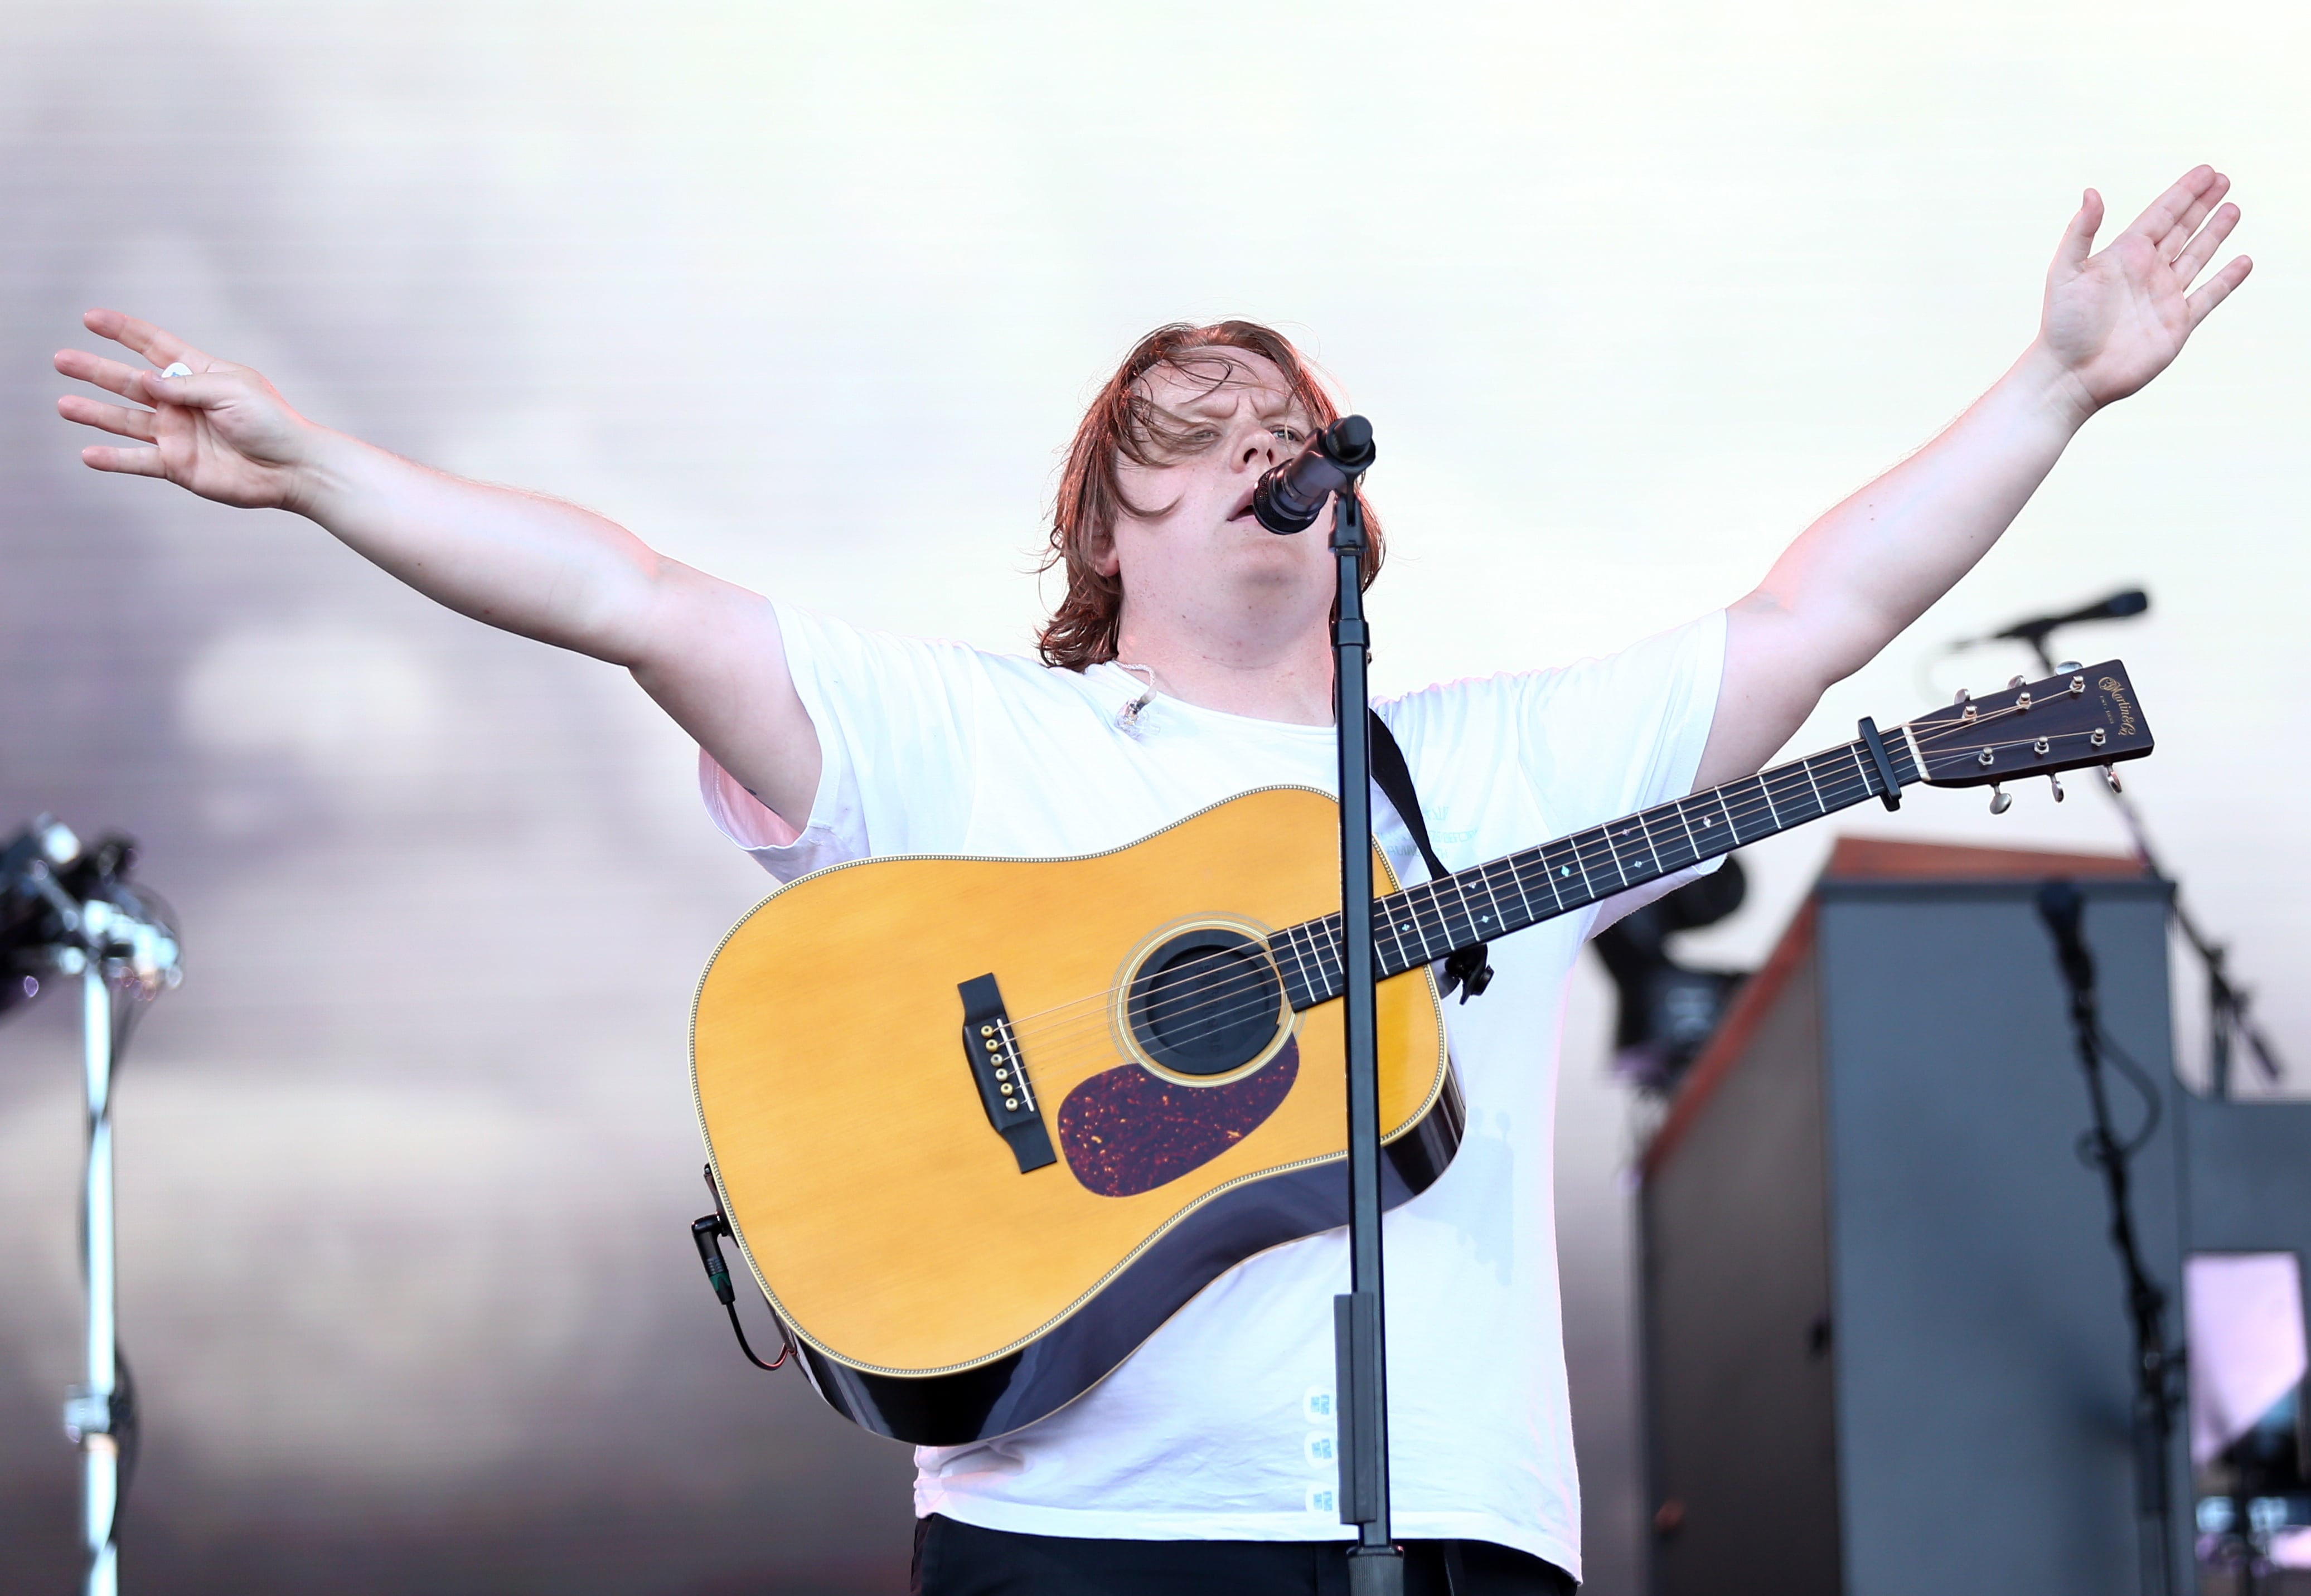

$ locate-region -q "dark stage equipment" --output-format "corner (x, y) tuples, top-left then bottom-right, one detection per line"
(2188, 1252), (2311, 1590)
(2177, 1133), (2311, 1588)
(1593, 857), (1750, 1094)
(1639, 838), (2311, 1596)
(3, 816), (182, 1596)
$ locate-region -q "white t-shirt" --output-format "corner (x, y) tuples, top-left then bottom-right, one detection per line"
(699, 601), (1727, 1579)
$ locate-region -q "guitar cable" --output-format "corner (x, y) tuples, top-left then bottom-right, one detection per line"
(691, 1165), (793, 1372)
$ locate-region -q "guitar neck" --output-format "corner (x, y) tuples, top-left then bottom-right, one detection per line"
(1270, 722), (1924, 1010)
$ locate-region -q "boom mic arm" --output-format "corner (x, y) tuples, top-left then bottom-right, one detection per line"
(1992, 588), (2149, 648)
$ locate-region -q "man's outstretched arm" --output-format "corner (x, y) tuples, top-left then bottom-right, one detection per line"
(1693, 165), (2252, 790)
(56, 309), (821, 828)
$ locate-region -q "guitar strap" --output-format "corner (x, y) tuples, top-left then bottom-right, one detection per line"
(1367, 710), (1494, 1001)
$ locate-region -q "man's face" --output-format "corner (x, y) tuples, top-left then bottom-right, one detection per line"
(1101, 350), (1334, 648)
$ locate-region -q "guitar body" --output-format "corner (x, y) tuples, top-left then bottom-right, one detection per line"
(691, 785), (1461, 1445)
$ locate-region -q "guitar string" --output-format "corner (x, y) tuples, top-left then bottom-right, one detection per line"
(1002, 695), (2072, 1054)
(988, 692), (2079, 1070)
(995, 695), (2057, 1040)
(1006, 702), (2099, 1073)
(998, 719), (1920, 1044)
(1002, 701), (2084, 1067)
(1001, 702), (2101, 1072)
(1004, 773), (1836, 1066)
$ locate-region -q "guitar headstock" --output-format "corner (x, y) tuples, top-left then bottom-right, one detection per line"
(1903, 659), (2152, 793)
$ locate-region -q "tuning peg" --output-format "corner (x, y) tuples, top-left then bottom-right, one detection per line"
(2047, 772), (2064, 803)
(2056, 660), (2083, 675)
(1951, 686), (1971, 706)
(2101, 764), (2123, 794)
(2008, 675), (2027, 689)
(1988, 784), (2012, 815)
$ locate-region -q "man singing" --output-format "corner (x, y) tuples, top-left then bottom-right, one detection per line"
(56, 168), (2247, 1594)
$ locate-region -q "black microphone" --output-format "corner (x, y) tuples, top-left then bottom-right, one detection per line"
(1251, 415), (1376, 535)
(2036, 880), (2096, 994)
(1989, 588), (2149, 648)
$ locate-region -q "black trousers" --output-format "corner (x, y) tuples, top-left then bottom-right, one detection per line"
(912, 1515), (1577, 1596)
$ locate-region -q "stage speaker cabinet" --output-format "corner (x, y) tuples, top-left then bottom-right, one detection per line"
(1640, 840), (2221, 1596)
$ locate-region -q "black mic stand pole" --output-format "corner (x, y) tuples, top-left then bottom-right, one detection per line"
(2038, 884), (2179, 1596)
(2019, 633), (2284, 1097)
(1326, 479), (1402, 1594)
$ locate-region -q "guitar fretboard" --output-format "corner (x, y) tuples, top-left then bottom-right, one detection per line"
(1268, 726), (1920, 1010)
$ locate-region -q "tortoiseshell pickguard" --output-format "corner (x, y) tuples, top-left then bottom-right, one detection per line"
(1057, 1040), (1300, 1198)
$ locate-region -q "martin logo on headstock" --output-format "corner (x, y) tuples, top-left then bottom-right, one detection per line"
(2099, 673), (2140, 739)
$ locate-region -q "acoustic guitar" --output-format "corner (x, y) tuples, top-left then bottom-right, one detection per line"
(691, 661), (2153, 1444)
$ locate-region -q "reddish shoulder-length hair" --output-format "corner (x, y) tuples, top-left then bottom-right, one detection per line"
(1036, 320), (1385, 671)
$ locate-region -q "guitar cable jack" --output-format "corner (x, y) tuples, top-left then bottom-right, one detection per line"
(693, 1165), (793, 1372)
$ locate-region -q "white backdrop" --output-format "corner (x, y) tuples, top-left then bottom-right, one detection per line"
(2, 4), (2304, 1592)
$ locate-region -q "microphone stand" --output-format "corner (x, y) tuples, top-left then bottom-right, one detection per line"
(2019, 633), (2284, 1097)
(6, 822), (181, 1596)
(1326, 479), (1402, 1594)
(64, 935), (127, 1596)
(2038, 884), (2180, 1596)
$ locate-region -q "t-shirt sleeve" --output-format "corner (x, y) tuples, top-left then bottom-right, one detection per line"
(1381, 610), (1727, 935)
(1509, 608), (1726, 832)
(1514, 609), (1726, 932)
(696, 602), (986, 881)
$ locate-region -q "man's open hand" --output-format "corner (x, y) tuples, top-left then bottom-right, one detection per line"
(56, 309), (318, 511)
(2041, 165), (2251, 416)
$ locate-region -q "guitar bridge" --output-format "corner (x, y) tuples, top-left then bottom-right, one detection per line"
(958, 974), (1057, 1174)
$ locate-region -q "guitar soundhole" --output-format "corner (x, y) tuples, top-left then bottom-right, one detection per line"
(1126, 928), (1285, 1078)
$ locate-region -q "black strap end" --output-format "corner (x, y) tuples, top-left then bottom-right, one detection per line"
(1446, 948), (1494, 1003)
(1370, 709), (1494, 1004)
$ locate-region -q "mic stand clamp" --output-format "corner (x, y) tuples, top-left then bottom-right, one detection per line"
(1325, 463), (1403, 1596)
